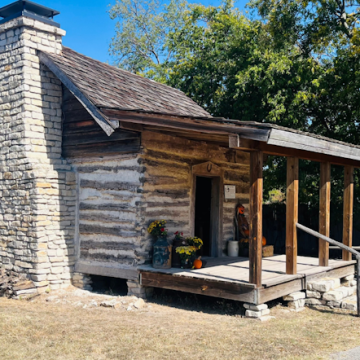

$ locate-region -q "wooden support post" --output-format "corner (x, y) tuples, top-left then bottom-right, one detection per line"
(343, 166), (354, 261)
(319, 162), (331, 266)
(249, 151), (263, 287)
(286, 157), (299, 275)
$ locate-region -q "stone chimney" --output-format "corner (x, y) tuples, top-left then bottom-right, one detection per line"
(0, 1), (76, 292)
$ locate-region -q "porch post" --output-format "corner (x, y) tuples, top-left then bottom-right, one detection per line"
(319, 162), (331, 266)
(249, 151), (263, 287)
(286, 157), (299, 275)
(342, 166), (354, 261)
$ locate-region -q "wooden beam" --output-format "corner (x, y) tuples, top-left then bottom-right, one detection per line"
(319, 162), (331, 266)
(102, 108), (271, 141)
(256, 143), (360, 168)
(140, 271), (257, 303)
(268, 128), (360, 163)
(343, 166), (354, 261)
(249, 151), (263, 287)
(286, 157), (299, 274)
(38, 52), (116, 136)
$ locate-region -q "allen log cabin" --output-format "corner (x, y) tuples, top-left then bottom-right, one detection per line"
(0, 1), (357, 305)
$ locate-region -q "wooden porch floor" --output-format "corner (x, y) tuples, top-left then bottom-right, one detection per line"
(139, 255), (356, 304)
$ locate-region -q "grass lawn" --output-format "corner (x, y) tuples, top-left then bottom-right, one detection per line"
(0, 288), (360, 360)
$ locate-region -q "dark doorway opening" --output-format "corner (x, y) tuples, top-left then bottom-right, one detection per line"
(195, 176), (213, 256)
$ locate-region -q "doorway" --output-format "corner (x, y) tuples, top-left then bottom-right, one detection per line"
(194, 176), (220, 257)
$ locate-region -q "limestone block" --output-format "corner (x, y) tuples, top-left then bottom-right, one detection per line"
(343, 274), (354, 282)
(243, 303), (268, 311)
(341, 297), (357, 311)
(287, 299), (305, 309)
(327, 300), (342, 308)
(305, 298), (326, 306)
(245, 309), (271, 318)
(283, 291), (305, 301)
(322, 286), (350, 301)
(307, 278), (340, 292)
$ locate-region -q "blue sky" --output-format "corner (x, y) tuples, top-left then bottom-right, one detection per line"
(0, 0), (249, 63)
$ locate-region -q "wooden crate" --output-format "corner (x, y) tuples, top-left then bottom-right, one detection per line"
(262, 245), (274, 258)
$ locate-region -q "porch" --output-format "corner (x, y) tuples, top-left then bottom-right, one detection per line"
(139, 255), (356, 305)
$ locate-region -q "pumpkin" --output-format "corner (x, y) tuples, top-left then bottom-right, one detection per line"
(262, 236), (267, 246)
(238, 206), (245, 215)
(253, 236), (267, 246)
(193, 257), (202, 269)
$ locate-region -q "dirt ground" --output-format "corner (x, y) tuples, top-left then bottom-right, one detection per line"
(1, 286), (360, 360)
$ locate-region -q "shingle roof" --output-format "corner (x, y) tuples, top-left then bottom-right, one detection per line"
(44, 47), (210, 118)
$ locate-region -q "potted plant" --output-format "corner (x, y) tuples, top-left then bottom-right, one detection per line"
(148, 220), (172, 269)
(175, 246), (197, 269)
(172, 231), (187, 268)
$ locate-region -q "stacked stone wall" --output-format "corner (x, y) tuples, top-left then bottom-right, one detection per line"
(0, 17), (76, 291)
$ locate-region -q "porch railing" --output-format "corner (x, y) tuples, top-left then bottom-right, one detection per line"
(296, 222), (360, 317)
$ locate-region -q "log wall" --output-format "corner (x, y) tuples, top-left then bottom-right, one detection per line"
(141, 131), (250, 254)
(70, 130), (250, 278)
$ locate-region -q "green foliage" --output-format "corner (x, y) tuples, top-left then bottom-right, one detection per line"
(109, 0), (360, 221)
(109, 0), (188, 76)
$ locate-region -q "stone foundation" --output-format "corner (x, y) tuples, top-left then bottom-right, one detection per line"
(283, 274), (357, 312)
(127, 279), (153, 299)
(71, 272), (92, 291)
(243, 303), (274, 320)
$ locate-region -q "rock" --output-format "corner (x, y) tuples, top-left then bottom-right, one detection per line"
(305, 298), (326, 306)
(243, 303), (268, 311)
(341, 298), (357, 311)
(350, 280), (357, 287)
(283, 292), (305, 301)
(245, 309), (270, 318)
(127, 306), (132, 311)
(322, 287), (351, 301)
(307, 278), (340, 292)
(46, 295), (58, 302)
(100, 300), (118, 308)
(343, 274), (354, 282)
(257, 316), (275, 322)
(287, 299), (305, 309)
(306, 290), (322, 299)
(327, 300), (342, 308)
(89, 300), (98, 307)
(133, 298), (145, 309)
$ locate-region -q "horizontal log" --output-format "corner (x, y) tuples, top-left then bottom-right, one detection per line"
(79, 224), (139, 237)
(80, 180), (141, 192)
(75, 261), (138, 280)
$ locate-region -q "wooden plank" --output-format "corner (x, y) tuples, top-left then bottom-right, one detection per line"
(249, 151), (263, 287)
(258, 278), (304, 304)
(256, 143), (360, 168)
(343, 166), (354, 261)
(306, 264), (355, 282)
(140, 271), (257, 303)
(38, 52), (116, 136)
(102, 109), (271, 141)
(319, 162), (331, 266)
(268, 129), (360, 162)
(286, 157), (299, 274)
(75, 261), (139, 280)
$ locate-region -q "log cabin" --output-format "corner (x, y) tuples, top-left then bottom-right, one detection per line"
(0, 1), (358, 310)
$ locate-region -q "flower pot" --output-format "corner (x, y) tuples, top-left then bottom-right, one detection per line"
(172, 238), (188, 268)
(228, 240), (239, 257)
(152, 237), (172, 269)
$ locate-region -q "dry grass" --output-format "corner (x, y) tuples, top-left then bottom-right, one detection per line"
(1, 289), (360, 360)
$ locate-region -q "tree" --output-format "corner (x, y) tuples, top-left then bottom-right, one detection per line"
(109, 0), (188, 76)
